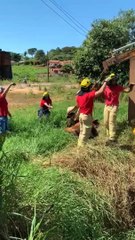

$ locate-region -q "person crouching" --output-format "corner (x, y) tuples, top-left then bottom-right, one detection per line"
(66, 106), (79, 127)
(65, 106), (99, 137)
(38, 91), (53, 119)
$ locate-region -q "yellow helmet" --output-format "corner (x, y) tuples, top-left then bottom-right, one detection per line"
(80, 78), (91, 88)
(133, 128), (135, 135)
(43, 91), (49, 97)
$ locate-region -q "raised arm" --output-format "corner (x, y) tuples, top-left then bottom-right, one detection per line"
(0, 83), (16, 98)
(95, 80), (108, 98)
(95, 74), (115, 98)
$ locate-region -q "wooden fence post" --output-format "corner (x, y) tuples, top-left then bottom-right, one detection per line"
(128, 57), (135, 124)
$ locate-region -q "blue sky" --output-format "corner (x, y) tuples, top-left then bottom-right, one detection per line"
(0, 0), (134, 54)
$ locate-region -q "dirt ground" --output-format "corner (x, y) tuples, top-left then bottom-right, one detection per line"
(6, 83), (43, 110)
(4, 82), (78, 110)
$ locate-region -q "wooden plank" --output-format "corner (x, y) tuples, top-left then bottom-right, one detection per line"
(128, 57), (135, 123)
(130, 57), (135, 84)
(103, 49), (135, 70)
(128, 85), (135, 123)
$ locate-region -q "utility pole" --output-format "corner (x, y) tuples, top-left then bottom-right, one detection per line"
(47, 51), (49, 82)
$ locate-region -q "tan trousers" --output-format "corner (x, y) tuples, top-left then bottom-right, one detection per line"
(78, 113), (93, 147)
(104, 105), (118, 140)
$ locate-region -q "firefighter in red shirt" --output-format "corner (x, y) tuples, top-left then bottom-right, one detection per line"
(71, 77), (110, 147)
(0, 83), (15, 135)
(103, 73), (132, 143)
(38, 91), (53, 119)
(0, 83), (16, 150)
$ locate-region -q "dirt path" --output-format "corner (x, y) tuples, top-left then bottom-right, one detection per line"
(4, 82), (78, 109)
(5, 83), (42, 109)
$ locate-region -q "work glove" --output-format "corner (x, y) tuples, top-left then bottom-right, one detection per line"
(105, 73), (115, 82)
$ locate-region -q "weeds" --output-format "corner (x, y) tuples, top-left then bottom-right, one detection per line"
(0, 88), (135, 239)
(28, 207), (46, 240)
(0, 150), (24, 239)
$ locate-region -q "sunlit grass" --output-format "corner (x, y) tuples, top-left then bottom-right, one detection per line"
(0, 94), (135, 239)
(3, 102), (75, 158)
(12, 65), (77, 84)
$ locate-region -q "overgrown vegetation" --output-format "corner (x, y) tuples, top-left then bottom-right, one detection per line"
(0, 95), (135, 239)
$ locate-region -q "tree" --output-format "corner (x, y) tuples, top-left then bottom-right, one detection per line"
(74, 10), (135, 84)
(24, 51), (27, 57)
(61, 64), (74, 74)
(35, 50), (47, 64)
(27, 48), (37, 58)
(48, 46), (77, 60)
(10, 52), (21, 62)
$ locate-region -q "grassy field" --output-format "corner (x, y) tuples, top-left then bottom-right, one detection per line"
(11, 65), (77, 83)
(12, 65), (48, 82)
(0, 67), (135, 239)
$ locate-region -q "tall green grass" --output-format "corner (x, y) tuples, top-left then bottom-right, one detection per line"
(16, 165), (117, 240)
(3, 101), (75, 158)
(0, 98), (135, 239)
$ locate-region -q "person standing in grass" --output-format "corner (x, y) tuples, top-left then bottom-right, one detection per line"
(0, 83), (16, 150)
(70, 77), (110, 147)
(103, 73), (132, 143)
(38, 91), (53, 119)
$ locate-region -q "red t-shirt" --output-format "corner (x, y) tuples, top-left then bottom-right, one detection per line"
(0, 94), (8, 116)
(76, 91), (96, 115)
(40, 98), (52, 110)
(104, 85), (124, 106)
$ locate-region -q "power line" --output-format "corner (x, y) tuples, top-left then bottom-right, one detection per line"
(48, 0), (88, 34)
(40, 0), (86, 36)
(40, 0), (86, 37)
